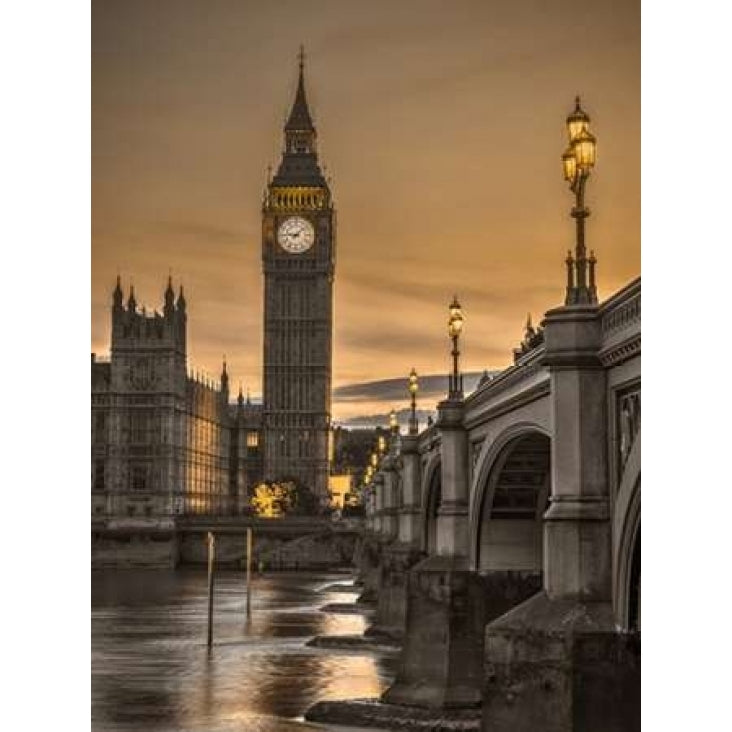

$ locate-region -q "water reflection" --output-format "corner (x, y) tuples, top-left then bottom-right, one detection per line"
(92, 570), (396, 731)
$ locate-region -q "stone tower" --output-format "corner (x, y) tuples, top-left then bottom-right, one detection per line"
(261, 50), (335, 499)
(105, 276), (189, 519)
(93, 277), (232, 522)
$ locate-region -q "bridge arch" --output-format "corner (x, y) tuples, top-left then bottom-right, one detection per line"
(469, 423), (551, 573)
(420, 454), (442, 554)
(614, 431), (641, 631)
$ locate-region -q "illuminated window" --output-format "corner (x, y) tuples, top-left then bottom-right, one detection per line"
(246, 431), (259, 448)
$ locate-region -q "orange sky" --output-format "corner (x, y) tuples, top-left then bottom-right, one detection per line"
(92, 0), (640, 421)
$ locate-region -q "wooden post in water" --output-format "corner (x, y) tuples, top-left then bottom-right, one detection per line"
(246, 527), (253, 619)
(207, 531), (215, 648)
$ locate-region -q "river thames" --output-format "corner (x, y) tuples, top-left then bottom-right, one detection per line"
(92, 570), (397, 732)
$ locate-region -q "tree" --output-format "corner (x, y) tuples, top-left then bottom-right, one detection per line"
(249, 478), (324, 517)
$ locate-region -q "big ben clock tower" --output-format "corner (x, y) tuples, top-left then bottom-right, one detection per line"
(261, 50), (334, 500)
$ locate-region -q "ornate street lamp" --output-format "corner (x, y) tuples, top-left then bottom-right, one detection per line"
(408, 368), (419, 435)
(447, 296), (464, 399)
(377, 434), (386, 454)
(562, 96), (598, 305)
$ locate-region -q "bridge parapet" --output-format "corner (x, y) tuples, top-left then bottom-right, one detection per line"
(464, 346), (549, 431)
(599, 277), (641, 367)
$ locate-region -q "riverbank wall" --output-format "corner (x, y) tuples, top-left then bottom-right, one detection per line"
(91, 517), (362, 570)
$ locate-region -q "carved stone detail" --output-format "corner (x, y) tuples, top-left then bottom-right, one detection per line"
(617, 388), (641, 480)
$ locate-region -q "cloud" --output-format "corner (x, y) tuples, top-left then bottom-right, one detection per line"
(333, 371), (493, 403)
(149, 219), (246, 244)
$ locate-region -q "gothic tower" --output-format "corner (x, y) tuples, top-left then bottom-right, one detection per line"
(105, 277), (189, 519)
(261, 50), (335, 499)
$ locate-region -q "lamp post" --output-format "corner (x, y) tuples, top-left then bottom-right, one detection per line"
(562, 96), (598, 305)
(408, 368), (419, 435)
(388, 408), (400, 453)
(447, 296), (464, 399)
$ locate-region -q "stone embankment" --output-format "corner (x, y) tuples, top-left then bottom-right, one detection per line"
(92, 517), (362, 570)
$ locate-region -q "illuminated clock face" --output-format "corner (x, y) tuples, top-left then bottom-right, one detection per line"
(277, 216), (315, 254)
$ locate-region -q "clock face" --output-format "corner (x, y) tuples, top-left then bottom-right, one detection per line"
(277, 216), (315, 254)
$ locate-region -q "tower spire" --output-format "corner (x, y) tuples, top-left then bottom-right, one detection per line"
(113, 275), (123, 309)
(285, 45), (315, 134)
(270, 46), (327, 187)
(220, 355), (229, 394)
(164, 274), (175, 315)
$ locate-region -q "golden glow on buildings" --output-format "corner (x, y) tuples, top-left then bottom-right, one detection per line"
(250, 482), (295, 518)
(183, 380), (229, 515)
(266, 185), (329, 211)
(328, 474), (352, 510)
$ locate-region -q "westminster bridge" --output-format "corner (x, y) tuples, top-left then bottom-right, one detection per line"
(333, 275), (640, 732)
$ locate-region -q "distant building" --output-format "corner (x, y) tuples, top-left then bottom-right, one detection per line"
(328, 474), (353, 510)
(91, 277), (263, 523)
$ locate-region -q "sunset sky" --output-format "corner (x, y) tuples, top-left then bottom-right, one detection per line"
(92, 0), (640, 421)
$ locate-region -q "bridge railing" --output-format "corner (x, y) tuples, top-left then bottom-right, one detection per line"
(465, 343), (547, 410)
(600, 277), (641, 339)
(598, 277), (641, 367)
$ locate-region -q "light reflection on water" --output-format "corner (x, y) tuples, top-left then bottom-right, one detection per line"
(92, 570), (396, 732)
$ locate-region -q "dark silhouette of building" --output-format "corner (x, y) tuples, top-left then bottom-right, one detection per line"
(261, 51), (335, 500)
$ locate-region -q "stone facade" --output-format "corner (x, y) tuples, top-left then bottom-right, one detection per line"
(261, 58), (334, 500)
(91, 278), (263, 524)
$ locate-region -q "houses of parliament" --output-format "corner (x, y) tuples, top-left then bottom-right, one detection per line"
(91, 55), (336, 521)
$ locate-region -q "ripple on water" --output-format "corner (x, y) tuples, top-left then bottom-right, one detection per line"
(92, 570), (397, 732)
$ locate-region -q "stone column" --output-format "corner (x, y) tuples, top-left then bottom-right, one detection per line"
(380, 455), (399, 541)
(372, 472), (385, 535)
(383, 395), (487, 708)
(542, 305), (610, 599)
(481, 304), (640, 732)
(355, 481), (382, 605)
(364, 484), (375, 532)
(435, 398), (469, 557)
(398, 434), (422, 546)
(366, 438), (426, 640)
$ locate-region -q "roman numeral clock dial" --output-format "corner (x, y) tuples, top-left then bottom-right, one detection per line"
(277, 216), (315, 254)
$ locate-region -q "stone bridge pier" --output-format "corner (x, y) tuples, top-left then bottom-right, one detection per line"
(353, 473), (386, 604)
(365, 435), (425, 640)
